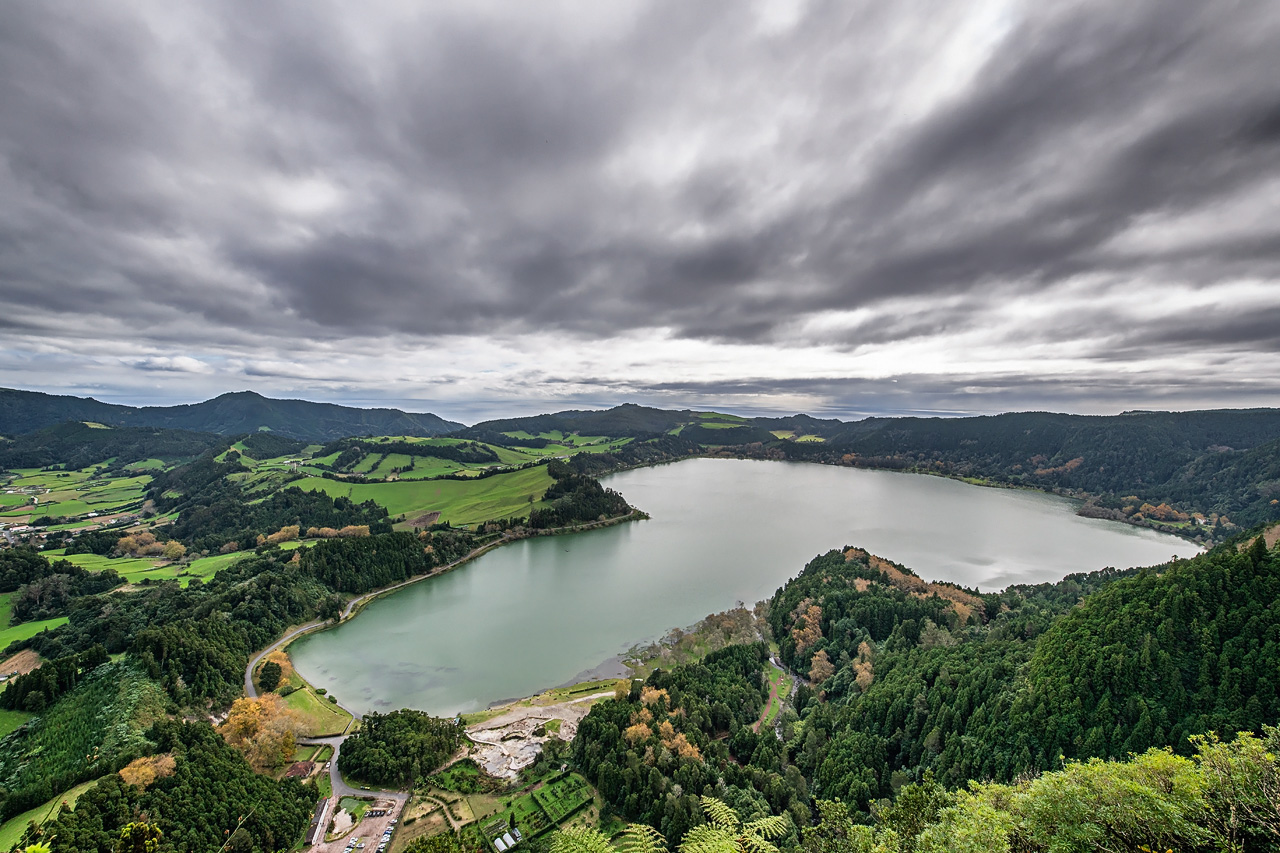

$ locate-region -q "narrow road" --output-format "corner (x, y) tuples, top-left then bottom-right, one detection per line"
(297, 736), (410, 803)
(245, 621), (327, 698)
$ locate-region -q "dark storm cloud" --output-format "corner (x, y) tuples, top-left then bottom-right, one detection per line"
(1, 0), (1279, 410)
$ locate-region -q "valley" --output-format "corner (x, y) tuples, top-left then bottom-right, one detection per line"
(0, 390), (1276, 853)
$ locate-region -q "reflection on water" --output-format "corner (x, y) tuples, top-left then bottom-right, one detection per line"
(291, 459), (1199, 716)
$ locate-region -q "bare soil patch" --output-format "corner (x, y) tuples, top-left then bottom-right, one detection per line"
(466, 693), (610, 779)
(0, 649), (42, 677)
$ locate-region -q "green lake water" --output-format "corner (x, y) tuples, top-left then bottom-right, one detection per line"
(289, 458), (1200, 716)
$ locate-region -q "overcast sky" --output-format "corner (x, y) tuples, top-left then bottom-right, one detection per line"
(2, 0), (1278, 424)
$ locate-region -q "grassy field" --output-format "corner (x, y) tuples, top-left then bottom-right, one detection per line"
(273, 658), (354, 736)
(339, 796), (371, 821)
(182, 550), (248, 581)
(0, 468), (150, 521)
(0, 709), (33, 739)
(758, 661), (794, 730)
(282, 686), (354, 737)
(0, 593), (11, 631)
(0, 616), (69, 651)
(47, 548), (246, 588)
(0, 778), (101, 851)
(295, 465), (555, 527)
(49, 551), (164, 582)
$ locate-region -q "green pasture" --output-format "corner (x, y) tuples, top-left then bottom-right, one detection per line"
(395, 458), (488, 479)
(0, 778), (102, 852)
(370, 453), (414, 479)
(49, 549), (245, 588)
(0, 471), (150, 520)
(0, 617), (69, 652)
(281, 683), (353, 737)
(353, 453), (383, 474)
(51, 552), (163, 583)
(695, 411), (747, 422)
(0, 593), (11, 629)
(296, 465), (555, 526)
(0, 709), (33, 740)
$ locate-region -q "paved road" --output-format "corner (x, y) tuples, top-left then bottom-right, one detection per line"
(297, 736), (410, 803)
(245, 621), (328, 698)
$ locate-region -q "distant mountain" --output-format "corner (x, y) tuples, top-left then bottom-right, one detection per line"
(466, 403), (690, 437)
(0, 388), (463, 441)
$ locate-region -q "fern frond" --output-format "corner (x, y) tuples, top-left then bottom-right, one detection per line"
(742, 815), (790, 841)
(699, 796), (741, 832)
(737, 836), (779, 853)
(617, 823), (668, 853)
(551, 827), (615, 853)
(677, 825), (738, 853)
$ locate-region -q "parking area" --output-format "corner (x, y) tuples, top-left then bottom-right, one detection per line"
(316, 797), (405, 853)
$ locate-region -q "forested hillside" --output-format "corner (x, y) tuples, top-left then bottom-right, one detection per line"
(570, 534), (1280, 850)
(779, 409), (1280, 529)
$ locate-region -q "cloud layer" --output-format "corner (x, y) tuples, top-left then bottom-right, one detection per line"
(2, 0), (1278, 422)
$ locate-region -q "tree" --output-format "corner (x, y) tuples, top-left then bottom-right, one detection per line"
(218, 695), (303, 770)
(116, 821), (163, 853)
(808, 651), (834, 685)
(258, 660), (283, 692)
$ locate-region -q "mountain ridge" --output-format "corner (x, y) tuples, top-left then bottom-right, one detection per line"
(0, 387), (463, 441)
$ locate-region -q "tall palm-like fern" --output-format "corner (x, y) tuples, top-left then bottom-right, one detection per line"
(680, 797), (790, 853)
(549, 797), (789, 853)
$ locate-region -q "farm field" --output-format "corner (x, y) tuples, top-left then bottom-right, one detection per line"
(0, 467), (151, 522)
(0, 616), (69, 651)
(294, 465), (556, 527)
(466, 772), (594, 850)
(44, 548), (244, 588)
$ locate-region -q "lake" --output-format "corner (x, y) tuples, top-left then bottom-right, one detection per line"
(289, 458), (1200, 716)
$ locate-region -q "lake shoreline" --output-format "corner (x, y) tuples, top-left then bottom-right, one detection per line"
(286, 458), (1198, 717)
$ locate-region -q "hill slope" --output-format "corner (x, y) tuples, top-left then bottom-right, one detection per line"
(0, 388), (462, 441)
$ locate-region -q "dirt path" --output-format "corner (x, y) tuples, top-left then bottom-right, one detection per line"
(753, 670), (782, 733)
(418, 793), (463, 832)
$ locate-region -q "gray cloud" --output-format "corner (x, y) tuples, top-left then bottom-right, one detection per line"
(1, 0), (1279, 415)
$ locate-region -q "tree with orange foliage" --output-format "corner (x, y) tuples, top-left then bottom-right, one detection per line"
(791, 603), (823, 657)
(218, 694), (303, 770)
(809, 650), (834, 684)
